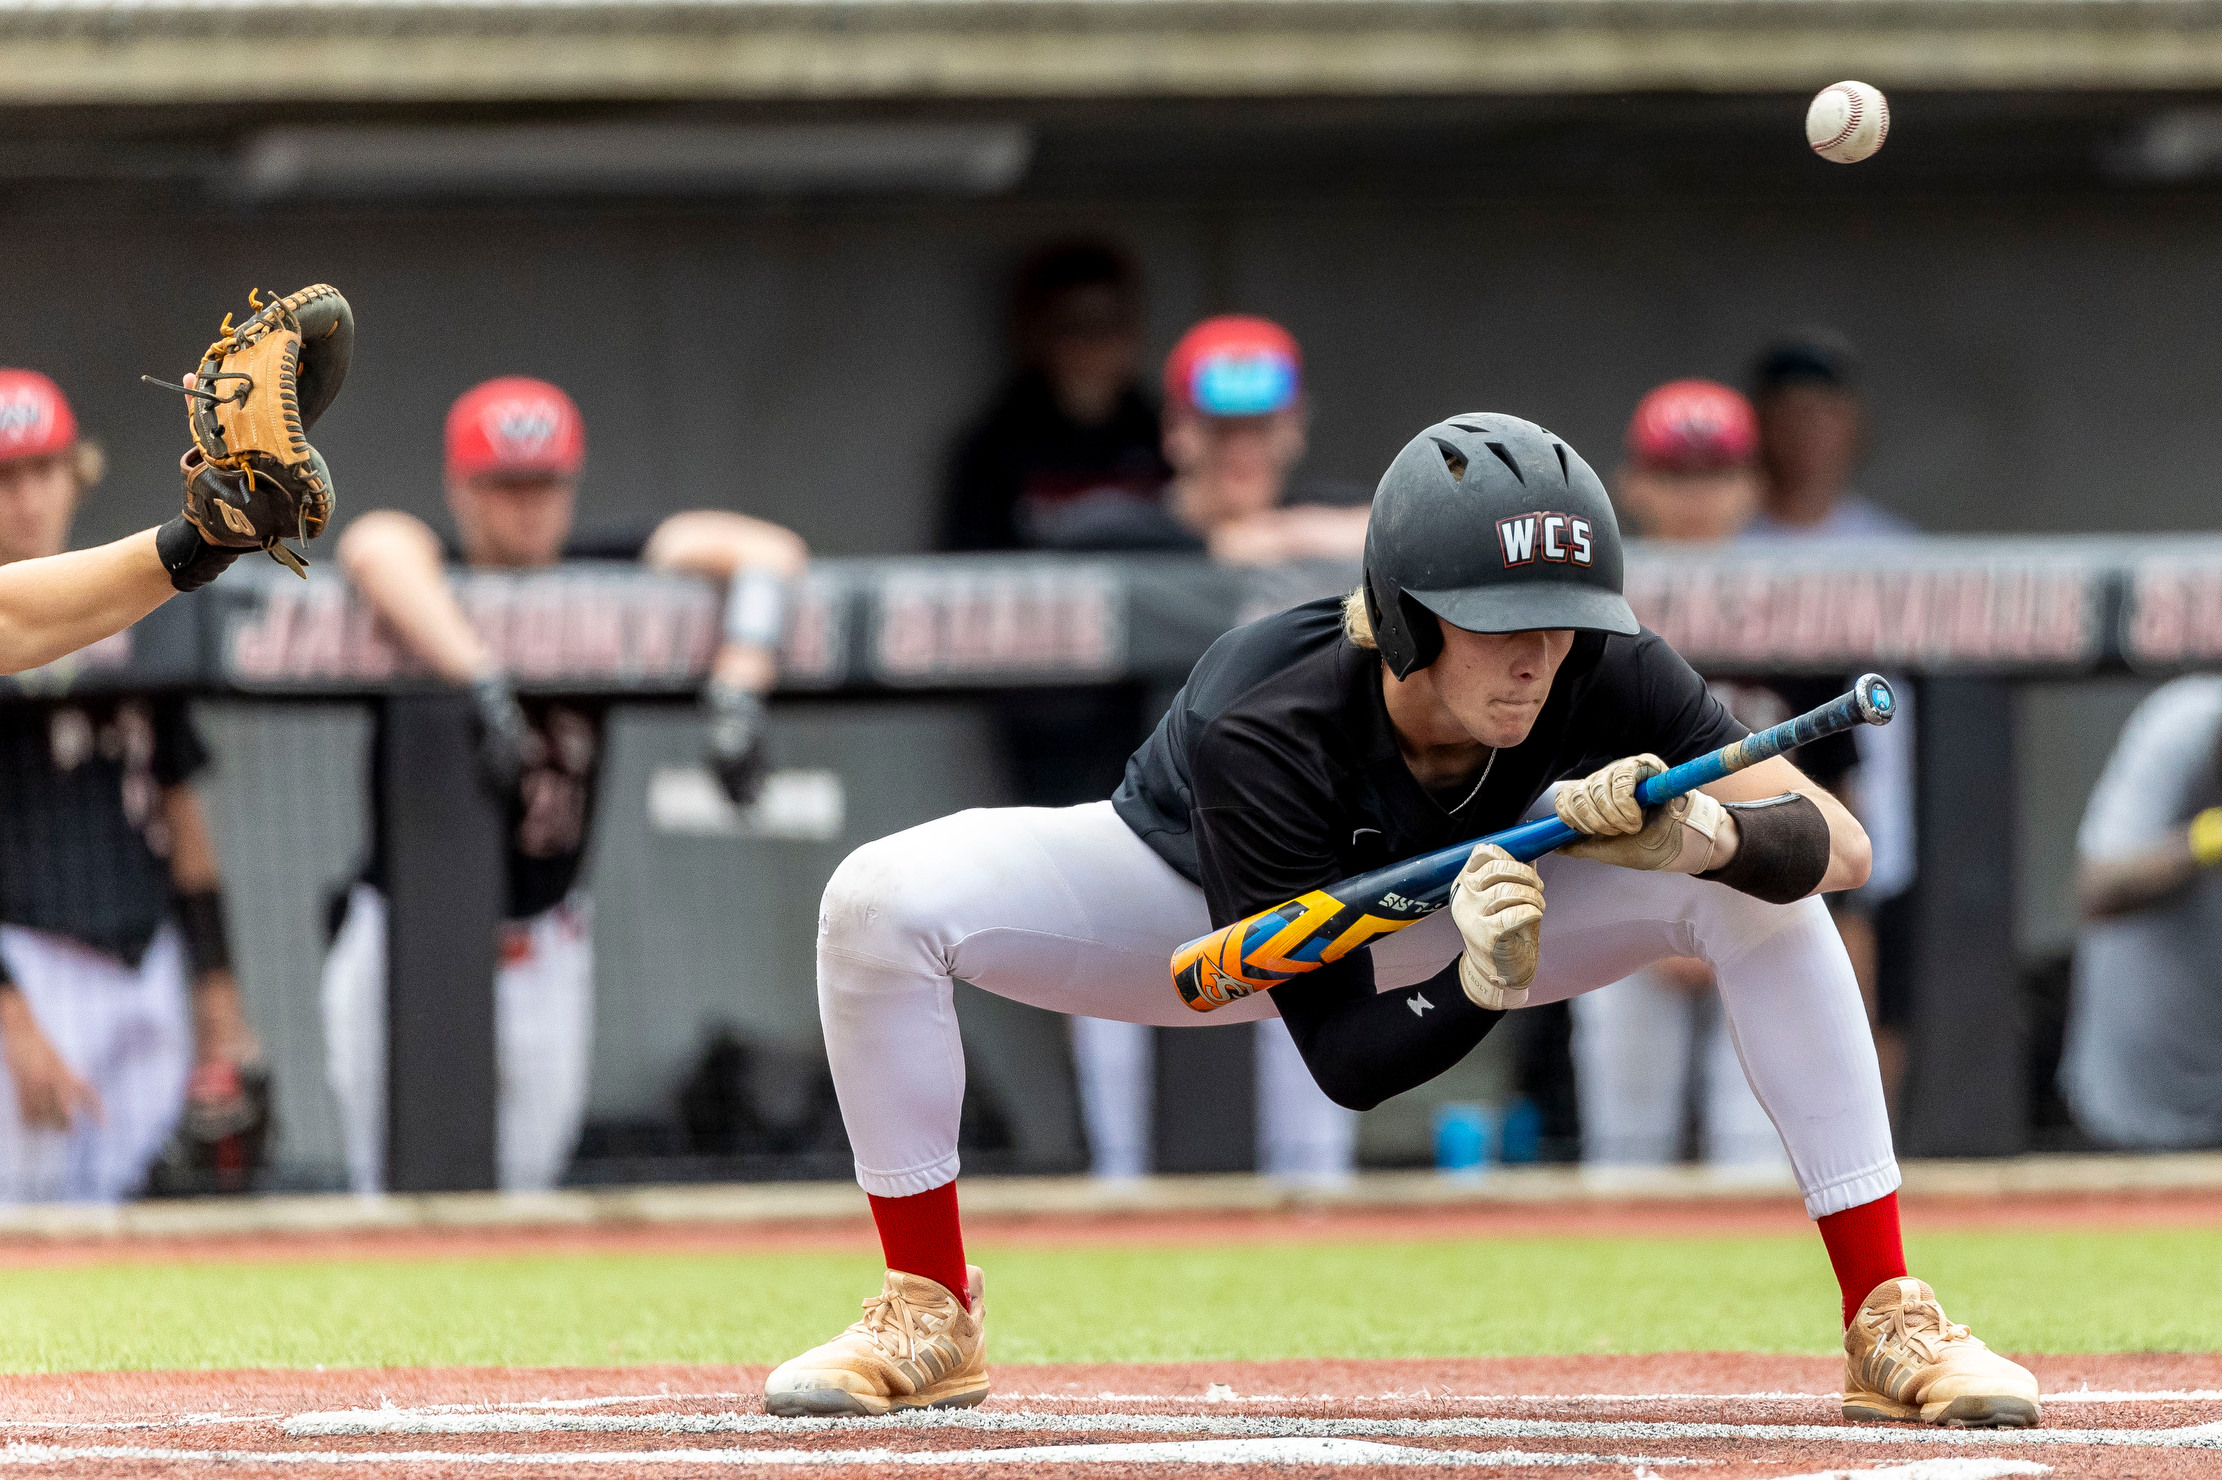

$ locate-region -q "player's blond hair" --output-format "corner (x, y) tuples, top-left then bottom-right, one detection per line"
(1342, 588), (1377, 650)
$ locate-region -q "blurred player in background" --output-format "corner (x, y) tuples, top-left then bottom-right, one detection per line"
(939, 243), (1172, 824)
(322, 376), (809, 1192)
(939, 241), (1168, 554)
(2062, 679), (2222, 1146)
(1056, 314), (1368, 1181)
(1743, 332), (1912, 539)
(0, 369), (263, 1202)
(1574, 379), (1862, 1168)
(1742, 334), (1919, 1108)
(1038, 314), (1369, 561)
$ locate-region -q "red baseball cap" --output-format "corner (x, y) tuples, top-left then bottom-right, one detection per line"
(1163, 315), (1302, 417)
(1625, 379), (1757, 473)
(0, 370), (78, 465)
(445, 376), (585, 481)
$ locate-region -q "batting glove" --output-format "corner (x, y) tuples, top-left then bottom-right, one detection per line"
(1563, 786), (1734, 874)
(1451, 843), (1544, 1011)
(703, 681), (771, 807)
(1555, 752), (1666, 837)
(468, 671), (537, 796)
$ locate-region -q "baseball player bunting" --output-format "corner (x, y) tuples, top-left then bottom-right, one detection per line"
(768, 409), (2037, 1434)
(1174, 676), (1896, 1010)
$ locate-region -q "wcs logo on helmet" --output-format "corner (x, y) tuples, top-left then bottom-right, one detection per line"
(1496, 511), (1594, 568)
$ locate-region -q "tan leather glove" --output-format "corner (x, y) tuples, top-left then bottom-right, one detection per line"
(1555, 753), (1665, 836)
(1556, 754), (1737, 874)
(1452, 843), (1544, 1011)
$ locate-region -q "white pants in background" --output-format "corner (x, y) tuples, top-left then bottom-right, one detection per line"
(1069, 1015), (1356, 1180)
(1570, 968), (1790, 1168)
(321, 884), (594, 1194)
(819, 800), (1896, 1220)
(0, 924), (190, 1204)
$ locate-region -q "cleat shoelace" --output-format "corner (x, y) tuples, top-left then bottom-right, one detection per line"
(1869, 1294), (1977, 1365)
(851, 1283), (948, 1362)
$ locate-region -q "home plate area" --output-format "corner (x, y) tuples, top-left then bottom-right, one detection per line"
(2, 1358), (2219, 1478)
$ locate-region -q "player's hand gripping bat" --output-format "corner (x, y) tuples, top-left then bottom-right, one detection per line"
(1171, 673), (1897, 1011)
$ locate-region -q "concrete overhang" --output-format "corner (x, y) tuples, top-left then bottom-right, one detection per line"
(6, 0), (2222, 106)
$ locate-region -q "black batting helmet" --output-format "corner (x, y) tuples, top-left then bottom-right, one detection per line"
(1362, 413), (1637, 679)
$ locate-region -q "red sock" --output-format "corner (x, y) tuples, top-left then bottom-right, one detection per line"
(868, 1184), (970, 1310)
(1817, 1191), (1908, 1328)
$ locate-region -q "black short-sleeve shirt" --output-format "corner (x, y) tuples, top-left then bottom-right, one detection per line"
(364, 527), (650, 921)
(1111, 597), (1749, 925)
(0, 696), (208, 962)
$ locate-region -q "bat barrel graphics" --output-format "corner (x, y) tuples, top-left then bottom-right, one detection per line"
(1172, 673), (1895, 1011)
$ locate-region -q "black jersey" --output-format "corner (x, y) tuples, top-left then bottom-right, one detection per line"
(364, 527), (648, 922)
(1111, 596), (1748, 926)
(0, 696), (207, 963)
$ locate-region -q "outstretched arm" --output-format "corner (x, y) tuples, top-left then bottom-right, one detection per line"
(646, 511), (809, 807)
(643, 511), (808, 688)
(0, 529), (176, 675)
(2080, 829), (2206, 919)
(336, 510), (487, 683)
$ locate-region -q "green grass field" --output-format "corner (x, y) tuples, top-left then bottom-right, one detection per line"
(3, 1227), (2215, 1374)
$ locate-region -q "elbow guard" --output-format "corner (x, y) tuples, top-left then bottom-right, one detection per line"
(1701, 793), (1831, 904)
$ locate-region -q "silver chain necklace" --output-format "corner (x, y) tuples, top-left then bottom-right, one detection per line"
(1446, 746), (1498, 815)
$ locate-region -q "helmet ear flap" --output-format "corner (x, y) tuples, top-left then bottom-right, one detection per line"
(1365, 569), (1444, 680)
(1397, 589), (1444, 675)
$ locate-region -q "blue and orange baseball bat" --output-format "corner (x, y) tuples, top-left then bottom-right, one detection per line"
(1172, 673), (1896, 1011)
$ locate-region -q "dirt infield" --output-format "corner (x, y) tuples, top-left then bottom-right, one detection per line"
(1, 1187), (2215, 1474)
(0, 1353), (2217, 1476)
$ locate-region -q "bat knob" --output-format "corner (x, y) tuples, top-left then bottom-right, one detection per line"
(1853, 673), (1896, 726)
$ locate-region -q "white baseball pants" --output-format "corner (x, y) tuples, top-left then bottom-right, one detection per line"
(321, 885), (594, 1194)
(0, 925), (190, 1204)
(1570, 969), (1790, 1168)
(818, 799), (1897, 1219)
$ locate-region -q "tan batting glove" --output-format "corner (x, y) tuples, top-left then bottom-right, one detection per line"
(1451, 843), (1544, 1011)
(1555, 753), (1667, 837)
(1562, 787), (1736, 874)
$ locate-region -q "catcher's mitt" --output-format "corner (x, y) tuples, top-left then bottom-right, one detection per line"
(157, 284), (352, 577)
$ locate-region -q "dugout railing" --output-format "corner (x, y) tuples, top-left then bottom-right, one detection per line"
(30, 538), (2217, 1191)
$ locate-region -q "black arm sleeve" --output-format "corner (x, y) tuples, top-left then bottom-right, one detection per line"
(1268, 954), (1503, 1112)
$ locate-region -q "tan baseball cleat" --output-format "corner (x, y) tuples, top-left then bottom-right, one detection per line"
(763, 1265), (989, 1417)
(1842, 1276), (2040, 1428)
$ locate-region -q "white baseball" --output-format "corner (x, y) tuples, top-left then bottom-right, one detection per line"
(1806, 81), (1889, 164)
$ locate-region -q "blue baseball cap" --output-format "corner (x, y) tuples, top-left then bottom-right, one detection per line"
(1165, 315), (1302, 417)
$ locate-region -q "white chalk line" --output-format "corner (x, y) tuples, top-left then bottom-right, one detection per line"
(0, 1389), (2205, 1439)
(1002, 1390), (2222, 1406)
(279, 1407), (2222, 1449)
(0, 1439), (1705, 1468)
(1771, 1463), (2050, 1480)
(0, 1413), (288, 1433)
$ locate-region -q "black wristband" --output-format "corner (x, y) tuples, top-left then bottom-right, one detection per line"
(156, 515), (241, 593)
(1701, 792), (1832, 904)
(172, 886), (235, 978)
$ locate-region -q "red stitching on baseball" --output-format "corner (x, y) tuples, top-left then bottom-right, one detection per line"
(1819, 87), (1862, 153)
